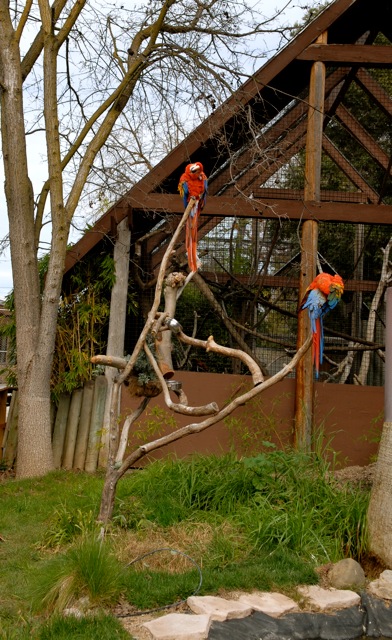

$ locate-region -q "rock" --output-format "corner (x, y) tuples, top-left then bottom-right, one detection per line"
(368, 569), (392, 599)
(143, 613), (211, 640)
(187, 595), (252, 621)
(237, 592), (299, 617)
(63, 607), (83, 618)
(328, 558), (366, 589)
(297, 585), (361, 610)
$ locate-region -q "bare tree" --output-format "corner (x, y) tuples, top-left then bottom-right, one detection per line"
(0, 0), (294, 478)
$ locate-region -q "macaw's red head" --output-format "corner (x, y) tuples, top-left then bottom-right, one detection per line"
(331, 274), (344, 299)
(332, 274), (344, 285)
(188, 162), (203, 175)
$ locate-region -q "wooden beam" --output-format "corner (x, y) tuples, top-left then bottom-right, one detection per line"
(335, 104), (391, 171)
(356, 68), (392, 118)
(64, 199), (131, 273)
(99, 218), (131, 467)
(298, 45), (392, 66)
(253, 188), (367, 202)
(202, 272), (378, 292)
(209, 68), (352, 197)
(127, 192), (392, 223)
(322, 136), (380, 202)
(125, 0), (360, 196)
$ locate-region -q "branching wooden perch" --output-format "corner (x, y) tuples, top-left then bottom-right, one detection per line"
(144, 342), (218, 415)
(91, 318), (264, 415)
(94, 197), (312, 525)
(175, 330), (264, 386)
(97, 333), (312, 523)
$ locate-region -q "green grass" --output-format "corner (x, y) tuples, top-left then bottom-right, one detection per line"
(0, 451), (370, 638)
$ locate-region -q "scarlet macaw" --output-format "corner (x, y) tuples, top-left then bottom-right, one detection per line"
(178, 162), (208, 272)
(299, 272), (344, 378)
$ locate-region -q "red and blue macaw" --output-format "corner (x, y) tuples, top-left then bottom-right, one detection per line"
(299, 272), (344, 378)
(178, 162), (208, 272)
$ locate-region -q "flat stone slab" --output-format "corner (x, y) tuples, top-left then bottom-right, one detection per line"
(237, 591), (299, 617)
(297, 585), (361, 611)
(143, 613), (211, 640)
(368, 570), (392, 600)
(187, 595), (252, 621)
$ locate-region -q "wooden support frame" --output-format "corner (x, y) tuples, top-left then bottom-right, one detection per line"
(294, 33), (327, 451)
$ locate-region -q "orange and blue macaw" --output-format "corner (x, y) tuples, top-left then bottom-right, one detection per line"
(299, 272), (344, 378)
(178, 162), (208, 272)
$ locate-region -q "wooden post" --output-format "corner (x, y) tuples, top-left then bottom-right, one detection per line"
(62, 388), (83, 469)
(294, 33), (327, 450)
(2, 390), (18, 466)
(52, 393), (71, 468)
(85, 375), (107, 472)
(73, 380), (95, 470)
(0, 387), (8, 456)
(98, 217), (131, 467)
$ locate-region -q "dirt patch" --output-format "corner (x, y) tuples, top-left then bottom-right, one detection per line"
(116, 601), (190, 640)
(0, 467), (15, 482)
(333, 464), (375, 490)
(360, 553), (388, 579)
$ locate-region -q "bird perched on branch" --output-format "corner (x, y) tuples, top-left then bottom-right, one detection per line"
(299, 272), (344, 378)
(178, 162), (208, 272)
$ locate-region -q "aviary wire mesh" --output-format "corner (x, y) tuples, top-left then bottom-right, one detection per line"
(174, 218), (389, 386)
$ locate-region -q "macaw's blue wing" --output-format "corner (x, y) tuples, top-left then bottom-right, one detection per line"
(178, 180), (189, 208)
(300, 288), (327, 333)
(300, 288), (328, 377)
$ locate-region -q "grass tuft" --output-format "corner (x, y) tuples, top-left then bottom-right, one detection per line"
(30, 536), (126, 614)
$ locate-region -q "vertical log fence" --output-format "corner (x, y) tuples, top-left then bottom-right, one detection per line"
(1, 376), (108, 472)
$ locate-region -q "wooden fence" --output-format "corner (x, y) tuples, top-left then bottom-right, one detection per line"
(1, 372), (385, 470)
(1, 376), (108, 471)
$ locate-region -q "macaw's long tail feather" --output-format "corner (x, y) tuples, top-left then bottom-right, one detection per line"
(313, 317), (325, 379)
(185, 204), (200, 272)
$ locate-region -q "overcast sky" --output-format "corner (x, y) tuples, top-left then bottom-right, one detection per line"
(0, 0), (308, 299)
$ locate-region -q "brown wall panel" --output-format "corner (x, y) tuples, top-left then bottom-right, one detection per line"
(121, 372), (383, 468)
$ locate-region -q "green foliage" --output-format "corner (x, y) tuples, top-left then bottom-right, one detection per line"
(39, 505), (99, 549)
(114, 450), (369, 564)
(225, 392), (291, 455)
(131, 338), (160, 385)
(0, 249), (139, 398)
(36, 613), (131, 640)
(31, 536), (126, 614)
(124, 564), (201, 611)
(52, 254), (114, 399)
(0, 456), (371, 635)
(359, 410), (383, 462)
(240, 450), (369, 561)
(0, 291), (17, 387)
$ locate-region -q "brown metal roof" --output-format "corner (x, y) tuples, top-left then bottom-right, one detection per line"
(64, 0), (392, 276)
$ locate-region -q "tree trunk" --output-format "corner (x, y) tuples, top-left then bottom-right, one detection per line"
(17, 373), (54, 477)
(367, 422), (392, 566)
(367, 286), (392, 566)
(0, 10), (55, 477)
